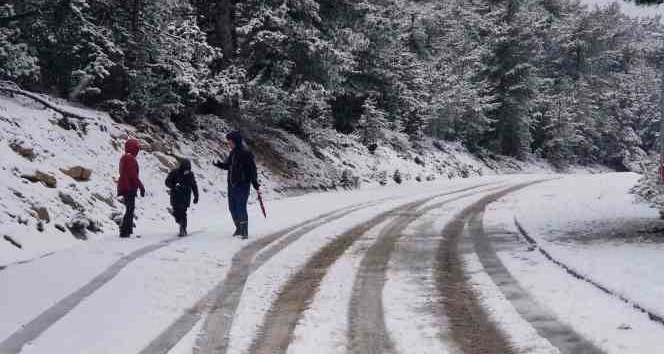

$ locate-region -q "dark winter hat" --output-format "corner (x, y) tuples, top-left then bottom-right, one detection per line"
(226, 131), (243, 146)
(179, 158), (192, 171)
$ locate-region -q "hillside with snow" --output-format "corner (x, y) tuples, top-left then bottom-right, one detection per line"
(0, 93), (523, 266)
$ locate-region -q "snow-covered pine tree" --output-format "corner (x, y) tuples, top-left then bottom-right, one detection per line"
(0, 4), (39, 85)
(358, 96), (388, 147)
(338, 0), (403, 132)
(0, 0), (662, 171)
(531, 84), (583, 169)
(236, 0), (358, 131)
(283, 82), (331, 140)
(483, 0), (543, 160)
(426, 0), (497, 151)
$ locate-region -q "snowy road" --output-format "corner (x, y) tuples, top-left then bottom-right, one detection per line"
(2, 173), (664, 354)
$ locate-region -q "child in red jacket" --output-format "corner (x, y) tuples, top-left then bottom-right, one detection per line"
(117, 138), (145, 238)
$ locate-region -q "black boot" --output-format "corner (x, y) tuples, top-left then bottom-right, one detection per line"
(239, 220), (248, 239)
(232, 219), (241, 237)
(179, 219), (187, 237)
(119, 224), (129, 238)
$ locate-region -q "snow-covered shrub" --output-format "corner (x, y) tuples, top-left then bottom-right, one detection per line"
(101, 100), (130, 122)
(631, 155), (664, 218)
(0, 5), (39, 84)
(125, 17), (228, 127)
(284, 82), (331, 139)
(126, 66), (183, 123)
(16, 0), (124, 99)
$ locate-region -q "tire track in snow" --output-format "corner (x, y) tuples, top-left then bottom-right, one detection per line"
(383, 221), (451, 354)
(435, 181), (548, 354)
(140, 199), (387, 354)
(248, 183), (500, 354)
(0, 231), (200, 354)
(347, 206), (422, 354)
(246, 202), (419, 354)
(468, 211), (605, 354)
(0, 251), (56, 273)
(348, 184), (500, 354)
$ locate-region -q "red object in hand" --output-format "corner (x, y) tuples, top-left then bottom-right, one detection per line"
(257, 191), (267, 218)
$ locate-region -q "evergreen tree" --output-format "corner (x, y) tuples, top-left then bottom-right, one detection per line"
(426, 0), (497, 151)
(358, 96), (387, 147)
(0, 0), (661, 172)
(482, 0), (543, 160)
(0, 4), (39, 85)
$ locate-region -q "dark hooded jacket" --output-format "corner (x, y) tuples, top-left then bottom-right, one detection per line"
(165, 159), (199, 207)
(214, 132), (260, 189)
(117, 139), (144, 196)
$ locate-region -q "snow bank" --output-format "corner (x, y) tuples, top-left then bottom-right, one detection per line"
(484, 173), (664, 353)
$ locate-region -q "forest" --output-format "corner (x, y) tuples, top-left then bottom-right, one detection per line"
(1, 0), (663, 171)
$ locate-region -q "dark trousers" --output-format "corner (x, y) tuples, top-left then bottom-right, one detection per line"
(120, 190), (136, 237)
(173, 204), (188, 229)
(228, 183), (250, 222)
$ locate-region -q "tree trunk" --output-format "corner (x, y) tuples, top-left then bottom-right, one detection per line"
(214, 0), (238, 66)
(195, 0), (237, 69)
(193, 0), (240, 120)
(132, 0), (142, 33)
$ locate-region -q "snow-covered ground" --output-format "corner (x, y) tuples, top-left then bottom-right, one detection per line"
(485, 173), (664, 353)
(498, 174), (664, 317)
(0, 93), (507, 267)
(3, 172), (664, 354)
(0, 180), (476, 353)
(5, 91), (664, 354)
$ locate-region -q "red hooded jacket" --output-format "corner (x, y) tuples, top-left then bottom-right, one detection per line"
(117, 139), (144, 196)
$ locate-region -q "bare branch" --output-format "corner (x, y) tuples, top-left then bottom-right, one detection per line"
(0, 83), (95, 120)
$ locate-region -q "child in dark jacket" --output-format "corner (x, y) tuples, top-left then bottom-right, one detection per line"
(165, 158), (199, 236)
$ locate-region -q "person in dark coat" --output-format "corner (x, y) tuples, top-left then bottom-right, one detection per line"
(213, 131), (260, 239)
(165, 158), (199, 236)
(117, 138), (145, 238)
